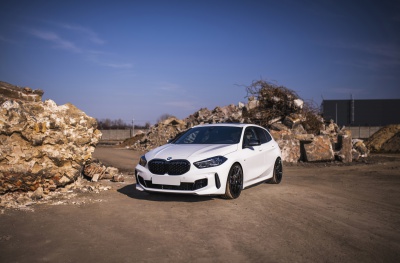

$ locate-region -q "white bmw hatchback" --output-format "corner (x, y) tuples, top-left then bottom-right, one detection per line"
(135, 123), (282, 199)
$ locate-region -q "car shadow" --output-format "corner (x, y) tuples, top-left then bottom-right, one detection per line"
(117, 184), (216, 202)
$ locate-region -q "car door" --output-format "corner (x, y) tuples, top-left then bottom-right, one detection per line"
(241, 127), (265, 184)
(255, 127), (276, 178)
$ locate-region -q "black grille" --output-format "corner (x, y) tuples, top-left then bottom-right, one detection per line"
(148, 159), (167, 174)
(148, 159), (190, 175)
(138, 176), (208, 191)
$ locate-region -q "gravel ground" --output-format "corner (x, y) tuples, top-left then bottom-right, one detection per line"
(1, 147), (399, 263)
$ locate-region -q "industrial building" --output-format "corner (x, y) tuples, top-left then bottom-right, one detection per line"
(321, 99), (400, 126)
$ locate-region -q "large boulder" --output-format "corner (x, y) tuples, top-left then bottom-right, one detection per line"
(0, 81), (101, 194)
(302, 135), (334, 162)
(278, 139), (301, 163)
(335, 129), (352, 163)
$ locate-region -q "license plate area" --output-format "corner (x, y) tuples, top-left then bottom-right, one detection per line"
(152, 175), (180, 186)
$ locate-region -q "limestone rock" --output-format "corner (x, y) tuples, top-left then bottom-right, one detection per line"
(0, 81), (43, 102)
(302, 135), (334, 162)
(294, 134), (314, 142)
(91, 174), (100, 182)
(83, 161), (119, 180)
(104, 167), (119, 179)
(353, 139), (369, 157)
(0, 81), (101, 194)
(269, 130), (292, 141)
(111, 174), (124, 182)
(270, 122), (288, 131)
(336, 129), (352, 163)
(246, 96), (259, 110)
(31, 187), (44, 200)
(278, 139), (301, 163)
(293, 99), (304, 109)
(84, 162), (106, 179)
(283, 114), (302, 129)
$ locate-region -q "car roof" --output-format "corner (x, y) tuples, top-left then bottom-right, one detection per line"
(192, 123), (263, 129)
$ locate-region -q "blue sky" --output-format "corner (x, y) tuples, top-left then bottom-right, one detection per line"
(1, 0), (399, 125)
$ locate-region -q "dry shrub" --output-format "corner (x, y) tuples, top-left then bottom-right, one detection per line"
(301, 102), (323, 134)
(244, 79), (323, 134)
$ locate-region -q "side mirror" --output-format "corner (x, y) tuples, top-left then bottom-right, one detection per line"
(245, 139), (260, 148)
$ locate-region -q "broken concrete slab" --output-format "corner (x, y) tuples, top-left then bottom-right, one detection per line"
(302, 135), (334, 162)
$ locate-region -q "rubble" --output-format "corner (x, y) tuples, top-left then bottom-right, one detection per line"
(365, 124), (400, 153)
(83, 160), (120, 181)
(0, 81), (101, 194)
(0, 175), (116, 211)
(123, 81), (360, 163)
(351, 139), (370, 161)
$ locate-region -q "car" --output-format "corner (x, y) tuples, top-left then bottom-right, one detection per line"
(135, 123), (282, 199)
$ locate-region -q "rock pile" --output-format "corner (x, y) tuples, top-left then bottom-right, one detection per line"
(83, 160), (123, 182)
(365, 124), (400, 152)
(125, 98), (360, 163)
(0, 81), (102, 194)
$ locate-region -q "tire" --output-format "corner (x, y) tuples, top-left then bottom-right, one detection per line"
(221, 163), (243, 199)
(267, 157), (283, 184)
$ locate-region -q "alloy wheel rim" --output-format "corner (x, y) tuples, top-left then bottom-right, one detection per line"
(230, 165), (243, 197)
(275, 159), (282, 181)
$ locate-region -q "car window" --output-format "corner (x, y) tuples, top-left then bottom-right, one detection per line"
(255, 127), (268, 144)
(174, 126), (243, 144)
(264, 129), (272, 142)
(182, 130), (199, 144)
(254, 127), (272, 144)
(242, 127), (259, 147)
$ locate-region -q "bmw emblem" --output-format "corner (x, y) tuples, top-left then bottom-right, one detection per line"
(167, 157), (172, 161)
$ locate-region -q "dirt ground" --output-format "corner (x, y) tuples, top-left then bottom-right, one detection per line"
(1, 147), (400, 263)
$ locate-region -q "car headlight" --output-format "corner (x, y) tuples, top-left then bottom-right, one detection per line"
(193, 156), (227, 169)
(139, 155), (147, 167)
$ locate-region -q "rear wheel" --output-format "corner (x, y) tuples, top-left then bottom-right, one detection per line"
(222, 163), (243, 199)
(267, 157), (283, 184)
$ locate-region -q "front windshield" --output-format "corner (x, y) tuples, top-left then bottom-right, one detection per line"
(174, 126), (243, 144)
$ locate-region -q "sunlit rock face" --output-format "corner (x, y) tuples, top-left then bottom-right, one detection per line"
(0, 81), (101, 194)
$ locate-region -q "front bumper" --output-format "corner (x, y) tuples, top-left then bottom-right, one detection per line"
(135, 164), (228, 195)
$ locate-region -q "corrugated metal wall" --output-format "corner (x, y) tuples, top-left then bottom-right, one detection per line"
(322, 99), (400, 126)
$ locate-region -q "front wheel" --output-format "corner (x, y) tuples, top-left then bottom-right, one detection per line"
(267, 157), (283, 184)
(221, 163), (243, 199)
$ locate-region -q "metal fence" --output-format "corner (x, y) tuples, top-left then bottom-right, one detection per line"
(100, 129), (132, 141)
(349, 126), (381, 139)
(99, 129), (149, 141)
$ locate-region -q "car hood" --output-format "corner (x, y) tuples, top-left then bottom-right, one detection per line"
(146, 143), (238, 161)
